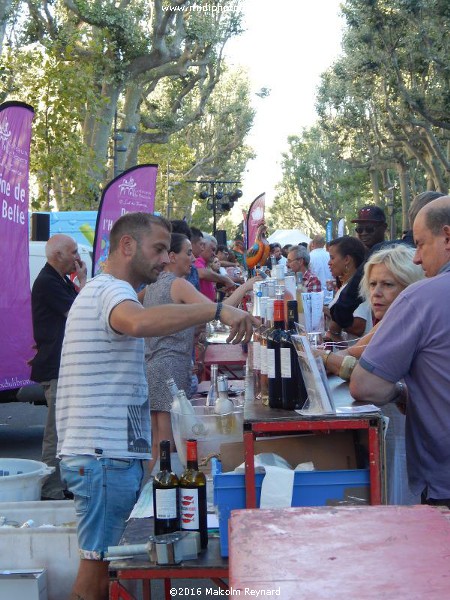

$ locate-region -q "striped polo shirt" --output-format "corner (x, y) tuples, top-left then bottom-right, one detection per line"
(56, 274), (151, 459)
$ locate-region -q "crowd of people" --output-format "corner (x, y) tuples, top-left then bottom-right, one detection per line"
(29, 192), (450, 600)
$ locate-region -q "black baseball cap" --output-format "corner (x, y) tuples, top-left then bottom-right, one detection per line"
(351, 205), (387, 223)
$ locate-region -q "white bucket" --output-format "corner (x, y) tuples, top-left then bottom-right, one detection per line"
(0, 459), (54, 502)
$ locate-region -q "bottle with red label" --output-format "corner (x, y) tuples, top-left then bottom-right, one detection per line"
(179, 439), (208, 549)
(152, 440), (180, 536)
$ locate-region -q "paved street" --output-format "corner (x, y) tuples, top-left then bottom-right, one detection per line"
(0, 400), (225, 599)
(0, 401), (45, 460)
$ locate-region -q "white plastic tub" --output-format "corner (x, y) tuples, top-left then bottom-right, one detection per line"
(171, 404), (244, 467)
(0, 459), (54, 502)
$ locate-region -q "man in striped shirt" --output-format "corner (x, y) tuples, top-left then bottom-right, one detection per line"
(56, 212), (256, 600)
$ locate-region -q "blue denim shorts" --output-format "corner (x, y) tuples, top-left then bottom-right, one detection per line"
(60, 455), (143, 560)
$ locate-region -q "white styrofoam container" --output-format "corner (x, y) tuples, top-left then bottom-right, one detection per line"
(0, 459), (54, 502)
(0, 501), (78, 600)
(0, 569), (48, 600)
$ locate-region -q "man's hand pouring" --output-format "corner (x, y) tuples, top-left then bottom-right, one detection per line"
(219, 305), (260, 344)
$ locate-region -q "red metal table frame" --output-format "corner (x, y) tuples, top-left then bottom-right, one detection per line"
(243, 416), (381, 507)
(110, 566), (228, 600)
(243, 376), (383, 507)
(108, 520), (228, 600)
(202, 343), (247, 380)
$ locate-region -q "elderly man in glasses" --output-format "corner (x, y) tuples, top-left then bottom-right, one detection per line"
(287, 245), (321, 291)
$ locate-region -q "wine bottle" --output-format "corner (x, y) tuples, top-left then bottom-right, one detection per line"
(179, 439), (208, 549)
(214, 375), (235, 414)
(252, 296), (267, 399)
(295, 272), (305, 319)
(215, 375), (237, 435)
(260, 298), (273, 405)
(175, 389), (195, 415)
(284, 275), (296, 328)
(281, 300), (308, 410)
(152, 440), (180, 536)
(267, 299), (285, 409)
(206, 364), (219, 407)
(166, 377), (180, 408)
(244, 359), (255, 404)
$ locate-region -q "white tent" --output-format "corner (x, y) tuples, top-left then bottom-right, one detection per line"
(268, 229), (311, 246)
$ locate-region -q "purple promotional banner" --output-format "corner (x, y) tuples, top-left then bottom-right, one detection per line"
(0, 101), (35, 391)
(246, 192), (265, 250)
(92, 164), (158, 276)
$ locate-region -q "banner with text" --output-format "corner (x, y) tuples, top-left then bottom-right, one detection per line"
(326, 220), (333, 242)
(0, 101), (35, 390)
(246, 193), (265, 250)
(92, 164), (158, 276)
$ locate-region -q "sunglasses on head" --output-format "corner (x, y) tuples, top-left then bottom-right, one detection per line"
(355, 225), (376, 234)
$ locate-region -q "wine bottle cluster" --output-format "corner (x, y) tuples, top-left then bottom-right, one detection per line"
(252, 277), (308, 410)
(152, 438), (208, 549)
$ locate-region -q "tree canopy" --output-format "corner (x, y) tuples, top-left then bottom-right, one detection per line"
(1, 0), (254, 220)
(271, 0), (450, 237)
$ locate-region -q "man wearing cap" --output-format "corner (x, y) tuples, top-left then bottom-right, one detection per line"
(329, 205), (387, 335)
(351, 205), (387, 251)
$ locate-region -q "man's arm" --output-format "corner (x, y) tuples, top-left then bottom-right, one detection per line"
(350, 362), (401, 406)
(109, 300), (257, 344)
(196, 267), (235, 288)
(223, 276), (261, 307)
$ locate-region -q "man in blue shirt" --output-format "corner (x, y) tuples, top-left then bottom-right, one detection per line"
(350, 196), (450, 507)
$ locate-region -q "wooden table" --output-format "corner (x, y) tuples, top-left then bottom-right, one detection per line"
(243, 377), (383, 506)
(202, 343), (247, 381)
(109, 519), (228, 600)
(229, 505), (450, 599)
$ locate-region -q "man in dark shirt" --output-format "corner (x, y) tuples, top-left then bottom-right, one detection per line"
(30, 234), (87, 499)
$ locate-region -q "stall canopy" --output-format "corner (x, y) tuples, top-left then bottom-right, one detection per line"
(268, 229), (311, 246)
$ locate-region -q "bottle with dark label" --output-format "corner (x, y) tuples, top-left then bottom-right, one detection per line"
(152, 440), (180, 536)
(179, 439), (208, 549)
(281, 300), (308, 410)
(267, 298), (285, 409)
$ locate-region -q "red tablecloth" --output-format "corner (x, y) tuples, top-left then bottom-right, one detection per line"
(202, 343), (247, 380)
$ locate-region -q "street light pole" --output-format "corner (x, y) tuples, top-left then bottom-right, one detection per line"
(113, 111), (119, 179)
(111, 110), (137, 179)
(186, 179), (241, 236)
(211, 180), (216, 236)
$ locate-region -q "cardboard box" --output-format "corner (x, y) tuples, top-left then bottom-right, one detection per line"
(214, 433), (370, 557)
(219, 431), (361, 472)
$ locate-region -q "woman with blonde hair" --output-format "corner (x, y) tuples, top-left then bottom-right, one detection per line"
(318, 244), (423, 380)
(316, 244), (424, 504)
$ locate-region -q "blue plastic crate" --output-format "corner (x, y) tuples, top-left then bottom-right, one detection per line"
(212, 459), (370, 557)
